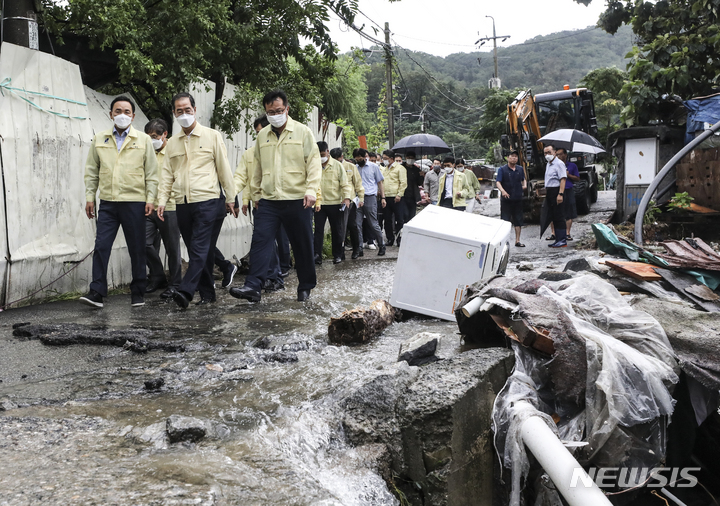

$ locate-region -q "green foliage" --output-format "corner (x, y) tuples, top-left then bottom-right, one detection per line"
(596, 0), (720, 125)
(39, 0), (361, 134)
(579, 67), (627, 143)
(320, 53), (372, 134)
(335, 118), (360, 159)
(668, 192), (694, 212)
(471, 88), (523, 146)
(643, 200), (661, 225)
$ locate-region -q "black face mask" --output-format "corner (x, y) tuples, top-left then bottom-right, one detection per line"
(356, 159), (366, 167)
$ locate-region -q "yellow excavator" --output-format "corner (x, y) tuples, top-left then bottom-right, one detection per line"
(502, 87), (600, 220)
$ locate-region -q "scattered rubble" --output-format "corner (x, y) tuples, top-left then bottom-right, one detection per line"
(166, 415), (207, 443)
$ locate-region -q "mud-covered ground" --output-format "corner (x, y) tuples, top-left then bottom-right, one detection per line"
(0, 194), (615, 505)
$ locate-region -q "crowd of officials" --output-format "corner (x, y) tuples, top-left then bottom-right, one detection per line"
(80, 88), (557, 310)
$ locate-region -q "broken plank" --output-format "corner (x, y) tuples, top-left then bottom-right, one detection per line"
(655, 268), (720, 312)
(605, 260), (662, 281)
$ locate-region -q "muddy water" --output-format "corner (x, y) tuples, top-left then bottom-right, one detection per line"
(0, 257), (461, 505)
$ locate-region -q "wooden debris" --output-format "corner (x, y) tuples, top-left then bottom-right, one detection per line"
(604, 260), (662, 281)
(688, 203), (720, 214)
(656, 238), (720, 271)
(685, 284), (720, 302)
(328, 299), (396, 345)
(490, 314), (555, 356)
(655, 268), (720, 312)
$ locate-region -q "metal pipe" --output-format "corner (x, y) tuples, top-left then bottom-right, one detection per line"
(520, 413), (612, 506)
(634, 121), (720, 244)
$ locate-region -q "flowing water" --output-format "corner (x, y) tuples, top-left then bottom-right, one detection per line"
(0, 257), (462, 505)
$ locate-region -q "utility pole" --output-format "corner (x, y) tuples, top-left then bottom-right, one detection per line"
(476, 16), (510, 89)
(2, 0), (39, 51)
(384, 22), (395, 148)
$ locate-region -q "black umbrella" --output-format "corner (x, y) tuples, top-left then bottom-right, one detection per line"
(538, 129), (605, 154)
(391, 134), (451, 156)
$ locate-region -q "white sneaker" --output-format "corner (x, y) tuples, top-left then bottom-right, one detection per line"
(366, 243), (377, 250)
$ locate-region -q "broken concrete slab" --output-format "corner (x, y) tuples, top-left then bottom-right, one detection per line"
(398, 332), (441, 366)
(341, 348), (514, 506)
(537, 271), (574, 281)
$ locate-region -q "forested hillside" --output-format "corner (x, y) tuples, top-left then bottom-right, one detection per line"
(353, 25), (633, 159)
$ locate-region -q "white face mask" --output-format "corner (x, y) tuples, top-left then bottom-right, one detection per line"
(545, 154), (554, 162)
(177, 113), (195, 129)
(113, 114), (132, 129)
(456, 166), (465, 172)
(445, 168), (454, 174)
(382, 160), (389, 166)
(406, 158), (415, 164)
(320, 156), (328, 164)
(151, 138), (163, 151)
(267, 111), (287, 128)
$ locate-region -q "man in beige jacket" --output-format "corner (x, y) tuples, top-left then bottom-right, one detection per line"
(80, 96), (158, 308)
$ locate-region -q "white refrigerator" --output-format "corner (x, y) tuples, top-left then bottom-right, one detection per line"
(390, 205), (511, 321)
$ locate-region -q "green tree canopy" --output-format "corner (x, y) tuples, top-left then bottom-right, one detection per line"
(579, 66), (627, 143)
(595, 0), (720, 125)
(39, 0), (360, 133)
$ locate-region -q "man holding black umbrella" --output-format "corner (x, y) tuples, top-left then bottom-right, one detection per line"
(541, 144), (568, 248)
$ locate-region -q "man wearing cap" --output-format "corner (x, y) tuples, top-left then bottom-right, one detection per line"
(496, 150), (527, 247)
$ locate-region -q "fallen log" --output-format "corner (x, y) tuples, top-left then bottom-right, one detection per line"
(328, 299), (396, 345)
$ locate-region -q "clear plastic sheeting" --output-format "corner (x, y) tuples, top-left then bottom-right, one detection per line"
(491, 274), (680, 505)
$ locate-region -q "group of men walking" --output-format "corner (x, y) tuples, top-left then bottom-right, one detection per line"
(85, 88), (573, 311)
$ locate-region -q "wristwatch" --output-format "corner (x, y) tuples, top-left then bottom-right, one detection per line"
(558, 192), (564, 196)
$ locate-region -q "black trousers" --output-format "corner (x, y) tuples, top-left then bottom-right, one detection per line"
(277, 224), (291, 272)
(176, 198), (225, 300)
(91, 201), (147, 297)
(246, 199), (316, 293)
(403, 197), (417, 223)
(145, 210), (182, 288)
(314, 204), (345, 260)
(383, 197), (405, 243)
(344, 202), (360, 250)
(545, 186), (566, 232)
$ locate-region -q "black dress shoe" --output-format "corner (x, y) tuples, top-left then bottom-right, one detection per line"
(160, 287), (177, 300)
(280, 269), (290, 278)
(357, 249), (363, 257)
(264, 279), (285, 293)
(297, 289), (311, 302)
(378, 247), (386, 256)
(146, 280), (167, 294)
(351, 249), (360, 260)
(333, 257), (342, 264)
(195, 298), (216, 306)
(229, 285), (261, 302)
(173, 290), (190, 309)
(385, 240), (394, 247)
(314, 254), (322, 265)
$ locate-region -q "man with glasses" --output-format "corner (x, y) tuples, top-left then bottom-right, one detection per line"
(230, 89), (321, 303)
(157, 92), (236, 308)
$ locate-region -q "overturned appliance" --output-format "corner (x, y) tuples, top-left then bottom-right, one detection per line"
(390, 205), (511, 321)
(457, 273), (680, 505)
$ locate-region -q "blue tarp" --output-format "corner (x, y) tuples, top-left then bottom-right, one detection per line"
(685, 95), (720, 143)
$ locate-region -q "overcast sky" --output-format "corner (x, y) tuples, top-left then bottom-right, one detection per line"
(327, 0), (609, 57)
